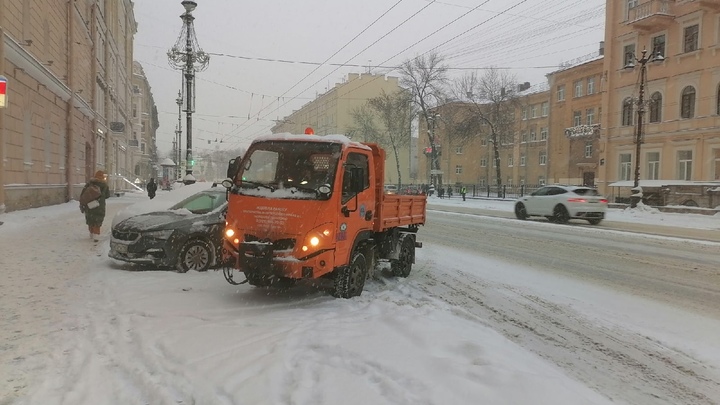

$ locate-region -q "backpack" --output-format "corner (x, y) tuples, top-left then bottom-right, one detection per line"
(79, 183), (102, 206)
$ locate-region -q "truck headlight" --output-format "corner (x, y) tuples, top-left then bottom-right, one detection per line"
(301, 223), (333, 253)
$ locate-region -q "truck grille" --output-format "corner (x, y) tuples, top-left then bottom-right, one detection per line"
(244, 234), (296, 251)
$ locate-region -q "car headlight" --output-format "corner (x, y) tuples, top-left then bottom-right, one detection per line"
(145, 230), (174, 240)
(301, 224), (333, 253)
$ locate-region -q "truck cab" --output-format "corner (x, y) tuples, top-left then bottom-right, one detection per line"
(222, 133), (425, 298)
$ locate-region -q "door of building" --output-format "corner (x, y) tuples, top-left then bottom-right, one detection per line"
(583, 171), (595, 187)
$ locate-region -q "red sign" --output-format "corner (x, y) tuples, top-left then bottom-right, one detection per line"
(0, 76), (7, 108)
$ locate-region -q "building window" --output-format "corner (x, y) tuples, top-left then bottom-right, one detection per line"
(628, 0), (638, 8)
(623, 43), (636, 67)
(622, 98), (634, 126)
(586, 108), (595, 125)
(540, 127), (548, 140)
(680, 86), (696, 119)
(455, 146), (463, 154)
(520, 154), (526, 166)
(647, 152), (660, 180)
(649, 92), (662, 123)
(480, 158), (487, 167)
(481, 137), (487, 146)
(587, 77), (595, 95)
(557, 85), (565, 101)
(573, 110), (582, 126)
(541, 102), (549, 116)
(574, 80), (583, 98)
(522, 107), (528, 120)
(677, 150), (693, 180)
(530, 105), (536, 118)
(684, 24), (699, 53)
(538, 176), (546, 186)
(652, 34), (666, 58)
(492, 158), (497, 168)
(455, 165), (463, 174)
(521, 132), (527, 143)
(585, 143), (593, 158)
(539, 151), (547, 165)
(508, 155), (513, 167)
(620, 153), (632, 181)
(530, 129), (537, 141)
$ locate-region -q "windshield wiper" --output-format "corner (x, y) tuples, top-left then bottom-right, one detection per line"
(241, 180), (275, 191)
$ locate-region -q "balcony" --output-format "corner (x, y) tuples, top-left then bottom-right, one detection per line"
(627, 0), (675, 31)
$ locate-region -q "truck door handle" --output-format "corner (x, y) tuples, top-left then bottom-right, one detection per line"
(365, 210), (373, 221)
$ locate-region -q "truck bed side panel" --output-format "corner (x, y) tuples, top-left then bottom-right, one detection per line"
(376, 194), (426, 231)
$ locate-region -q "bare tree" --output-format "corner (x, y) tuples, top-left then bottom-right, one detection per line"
(346, 104), (380, 143)
(399, 52), (448, 186)
(366, 90), (415, 188)
(454, 68), (519, 196)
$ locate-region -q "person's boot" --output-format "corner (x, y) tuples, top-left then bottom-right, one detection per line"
(88, 226), (94, 240)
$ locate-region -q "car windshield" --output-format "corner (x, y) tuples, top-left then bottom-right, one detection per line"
(169, 191), (226, 214)
(234, 141), (342, 200)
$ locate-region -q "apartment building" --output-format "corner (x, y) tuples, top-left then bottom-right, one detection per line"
(271, 72), (414, 185)
(547, 57), (605, 187)
(130, 61), (158, 183)
(0, 0), (140, 212)
(599, 0), (720, 194)
(516, 86), (551, 186)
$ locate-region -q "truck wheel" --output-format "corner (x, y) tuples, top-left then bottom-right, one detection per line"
(332, 252), (367, 298)
(391, 237), (414, 278)
(176, 239), (213, 273)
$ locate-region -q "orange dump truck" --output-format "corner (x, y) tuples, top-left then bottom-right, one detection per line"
(221, 132), (426, 298)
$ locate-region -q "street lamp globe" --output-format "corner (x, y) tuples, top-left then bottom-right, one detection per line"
(181, 1), (197, 13)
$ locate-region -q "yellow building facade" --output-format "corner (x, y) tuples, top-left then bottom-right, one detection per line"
(0, 0), (139, 212)
(599, 0), (720, 194)
(271, 72), (414, 185)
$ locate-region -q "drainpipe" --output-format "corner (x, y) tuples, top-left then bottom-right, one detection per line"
(0, 0), (6, 213)
(65, 0), (75, 201)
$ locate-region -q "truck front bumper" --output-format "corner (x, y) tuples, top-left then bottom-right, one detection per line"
(224, 240), (335, 279)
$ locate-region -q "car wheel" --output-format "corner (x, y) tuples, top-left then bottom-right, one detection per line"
(177, 239), (214, 273)
(552, 205), (570, 224)
(514, 202), (528, 220)
(587, 218), (602, 225)
(333, 251), (367, 298)
(391, 236), (414, 278)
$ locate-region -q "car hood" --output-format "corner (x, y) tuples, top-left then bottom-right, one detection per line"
(115, 211), (200, 232)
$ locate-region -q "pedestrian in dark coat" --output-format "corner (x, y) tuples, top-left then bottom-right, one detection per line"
(80, 170), (111, 240)
(147, 178), (158, 199)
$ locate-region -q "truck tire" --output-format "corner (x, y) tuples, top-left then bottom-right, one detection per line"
(391, 236), (414, 278)
(332, 252), (367, 298)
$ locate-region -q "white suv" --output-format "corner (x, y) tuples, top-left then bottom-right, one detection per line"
(514, 185), (608, 225)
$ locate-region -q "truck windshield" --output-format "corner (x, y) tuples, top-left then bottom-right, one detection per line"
(235, 141), (342, 200)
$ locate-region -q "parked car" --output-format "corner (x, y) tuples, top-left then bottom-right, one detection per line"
(384, 184), (398, 194)
(514, 185), (608, 225)
(109, 187), (228, 272)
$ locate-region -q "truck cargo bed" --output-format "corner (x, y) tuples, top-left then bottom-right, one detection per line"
(376, 194), (426, 231)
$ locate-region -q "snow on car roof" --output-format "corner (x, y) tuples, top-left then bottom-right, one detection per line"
(254, 132), (371, 150)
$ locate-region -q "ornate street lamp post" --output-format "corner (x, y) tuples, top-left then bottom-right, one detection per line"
(624, 48), (663, 207)
(168, 0), (209, 184)
(175, 91), (183, 180)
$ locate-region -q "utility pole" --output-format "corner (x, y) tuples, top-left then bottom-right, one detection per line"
(176, 90), (183, 180)
(168, 1), (209, 184)
(624, 48), (663, 207)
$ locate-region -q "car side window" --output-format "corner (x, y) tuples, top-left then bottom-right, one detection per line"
(533, 187), (549, 196)
(342, 152), (369, 204)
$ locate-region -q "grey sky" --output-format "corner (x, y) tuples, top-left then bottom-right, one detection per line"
(133, 0), (606, 156)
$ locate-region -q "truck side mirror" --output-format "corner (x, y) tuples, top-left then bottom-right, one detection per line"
(227, 158), (240, 179)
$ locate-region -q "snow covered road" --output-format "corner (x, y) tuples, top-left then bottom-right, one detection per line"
(1, 188), (719, 404)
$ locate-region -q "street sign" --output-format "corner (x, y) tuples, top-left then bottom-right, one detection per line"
(0, 76), (7, 108)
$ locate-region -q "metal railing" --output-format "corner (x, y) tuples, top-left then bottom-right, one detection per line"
(629, 0), (672, 22)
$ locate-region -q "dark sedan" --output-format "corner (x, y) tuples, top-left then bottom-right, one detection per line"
(109, 187), (228, 272)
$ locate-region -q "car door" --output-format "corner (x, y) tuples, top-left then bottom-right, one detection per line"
(336, 151), (375, 266)
(542, 187), (566, 214)
(523, 186), (549, 215)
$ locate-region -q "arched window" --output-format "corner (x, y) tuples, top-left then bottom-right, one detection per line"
(649, 92), (662, 123)
(622, 98), (634, 126)
(680, 86), (696, 119)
